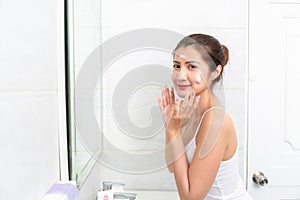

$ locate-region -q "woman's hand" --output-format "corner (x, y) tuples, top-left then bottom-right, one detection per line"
(158, 86), (200, 173)
(179, 89), (200, 128)
(158, 86), (200, 135)
(158, 87), (180, 133)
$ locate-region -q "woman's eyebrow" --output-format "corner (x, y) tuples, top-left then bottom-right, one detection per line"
(186, 61), (200, 65)
(173, 60), (200, 65)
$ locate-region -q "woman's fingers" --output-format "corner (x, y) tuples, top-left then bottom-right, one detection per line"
(180, 93), (188, 112)
(180, 89), (200, 126)
(194, 95), (200, 108)
(159, 86), (200, 130)
(163, 85), (176, 106)
(185, 90), (195, 114)
(186, 95), (200, 120)
(166, 86), (171, 105)
(159, 85), (182, 121)
(161, 88), (167, 108)
(170, 87), (175, 105)
(157, 96), (164, 111)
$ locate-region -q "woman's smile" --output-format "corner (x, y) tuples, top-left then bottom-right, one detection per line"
(177, 84), (191, 90)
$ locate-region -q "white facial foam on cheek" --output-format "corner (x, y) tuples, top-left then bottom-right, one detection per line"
(196, 73), (201, 83)
(196, 74), (201, 83)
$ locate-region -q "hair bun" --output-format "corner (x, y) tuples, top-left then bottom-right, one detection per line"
(221, 45), (229, 67)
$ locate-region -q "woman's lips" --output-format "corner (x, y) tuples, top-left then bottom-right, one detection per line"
(177, 85), (191, 90)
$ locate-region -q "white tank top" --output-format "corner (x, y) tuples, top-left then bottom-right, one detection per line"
(184, 107), (252, 200)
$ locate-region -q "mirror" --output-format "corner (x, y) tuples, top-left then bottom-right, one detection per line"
(66, 0), (102, 187)
(66, 0), (247, 192)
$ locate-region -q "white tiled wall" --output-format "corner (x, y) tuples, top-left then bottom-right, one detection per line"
(74, 0), (248, 195)
(97, 0), (248, 191)
(0, 0), (65, 199)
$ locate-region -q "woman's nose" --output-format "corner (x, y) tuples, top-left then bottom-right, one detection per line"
(178, 68), (188, 80)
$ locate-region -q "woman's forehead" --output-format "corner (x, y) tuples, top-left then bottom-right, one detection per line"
(173, 46), (204, 62)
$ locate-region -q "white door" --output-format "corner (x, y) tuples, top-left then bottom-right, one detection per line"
(248, 1), (300, 199)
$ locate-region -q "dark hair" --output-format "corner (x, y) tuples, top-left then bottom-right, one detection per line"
(173, 33), (229, 83)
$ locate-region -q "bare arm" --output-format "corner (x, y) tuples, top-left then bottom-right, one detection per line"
(170, 111), (229, 200)
(158, 87), (229, 199)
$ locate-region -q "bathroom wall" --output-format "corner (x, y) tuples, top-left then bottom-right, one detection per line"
(0, 0), (66, 199)
(73, 0), (248, 197)
(0, 0), (248, 199)
(97, 0), (248, 191)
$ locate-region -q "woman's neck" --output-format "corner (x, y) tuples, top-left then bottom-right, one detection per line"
(197, 89), (222, 115)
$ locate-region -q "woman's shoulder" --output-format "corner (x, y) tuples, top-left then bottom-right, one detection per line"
(196, 107), (235, 144)
(194, 107), (235, 159)
(201, 107), (231, 125)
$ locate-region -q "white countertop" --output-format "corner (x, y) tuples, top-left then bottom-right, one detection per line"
(126, 190), (180, 200)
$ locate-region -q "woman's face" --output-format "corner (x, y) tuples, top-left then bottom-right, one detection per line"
(172, 46), (212, 98)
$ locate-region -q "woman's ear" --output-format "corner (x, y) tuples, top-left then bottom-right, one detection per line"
(211, 65), (222, 80)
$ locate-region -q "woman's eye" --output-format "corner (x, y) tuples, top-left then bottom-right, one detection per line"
(173, 64), (180, 69)
(189, 65), (197, 69)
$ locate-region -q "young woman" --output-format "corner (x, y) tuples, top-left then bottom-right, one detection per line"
(158, 34), (251, 200)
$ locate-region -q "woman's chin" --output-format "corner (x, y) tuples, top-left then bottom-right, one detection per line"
(175, 90), (187, 98)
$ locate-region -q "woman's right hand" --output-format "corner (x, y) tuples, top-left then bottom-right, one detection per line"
(158, 87), (181, 133)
